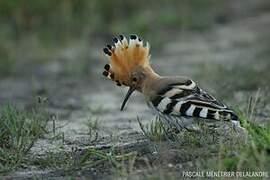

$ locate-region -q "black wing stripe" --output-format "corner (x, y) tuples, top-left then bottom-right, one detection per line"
(219, 111), (228, 117)
(193, 107), (203, 117)
(152, 87), (175, 107)
(230, 112), (238, 120)
(179, 102), (191, 115)
(218, 111), (235, 121)
(206, 109), (217, 120)
(188, 100), (225, 109)
(208, 109), (216, 114)
(207, 110), (216, 119)
(206, 109), (237, 121)
(170, 91), (193, 99)
(168, 80), (192, 87)
(157, 86), (173, 96)
(185, 79), (193, 86)
(157, 80), (193, 96)
(163, 100), (178, 114)
(152, 96), (164, 107)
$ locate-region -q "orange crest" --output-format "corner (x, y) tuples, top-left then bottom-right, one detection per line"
(102, 34), (151, 86)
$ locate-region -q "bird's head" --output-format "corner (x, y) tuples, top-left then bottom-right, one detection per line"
(102, 34), (154, 111)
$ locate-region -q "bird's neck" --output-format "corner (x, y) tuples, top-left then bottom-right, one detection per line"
(140, 67), (161, 96)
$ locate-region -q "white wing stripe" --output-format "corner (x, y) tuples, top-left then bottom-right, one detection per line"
(186, 105), (196, 116)
(157, 97), (171, 111)
(165, 88), (183, 97)
(199, 108), (208, 118)
(172, 101), (184, 115)
(174, 80), (196, 90)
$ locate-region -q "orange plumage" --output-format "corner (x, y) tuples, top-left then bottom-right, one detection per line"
(103, 35), (150, 86)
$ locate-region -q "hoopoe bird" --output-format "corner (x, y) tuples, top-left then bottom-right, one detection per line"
(102, 34), (241, 130)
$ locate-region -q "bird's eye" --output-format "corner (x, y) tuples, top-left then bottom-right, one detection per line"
(132, 77), (137, 82)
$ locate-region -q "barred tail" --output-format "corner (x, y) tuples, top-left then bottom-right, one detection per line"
(181, 104), (238, 121)
(152, 97), (239, 122)
(216, 109), (238, 121)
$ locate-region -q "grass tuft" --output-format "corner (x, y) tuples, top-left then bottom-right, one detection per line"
(88, 105), (105, 115)
(80, 147), (137, 176)
(86, 117), (100, 142)
(0, 103), (49, 172)
(137, 116), (168, 141)
(205, 93), (270, 172)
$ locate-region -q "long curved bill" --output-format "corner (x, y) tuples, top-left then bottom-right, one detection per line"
(120, 87), (135, 111)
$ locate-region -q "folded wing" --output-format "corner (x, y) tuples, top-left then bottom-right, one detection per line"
(150, 79), (238, 121)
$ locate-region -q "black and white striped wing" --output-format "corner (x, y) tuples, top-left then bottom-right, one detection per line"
(150, 80), (238, 121)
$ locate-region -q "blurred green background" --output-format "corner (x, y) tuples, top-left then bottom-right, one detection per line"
(0, 0), (225, 42)
(0, 0), (269, 78)
(0, 0), (230, 75)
